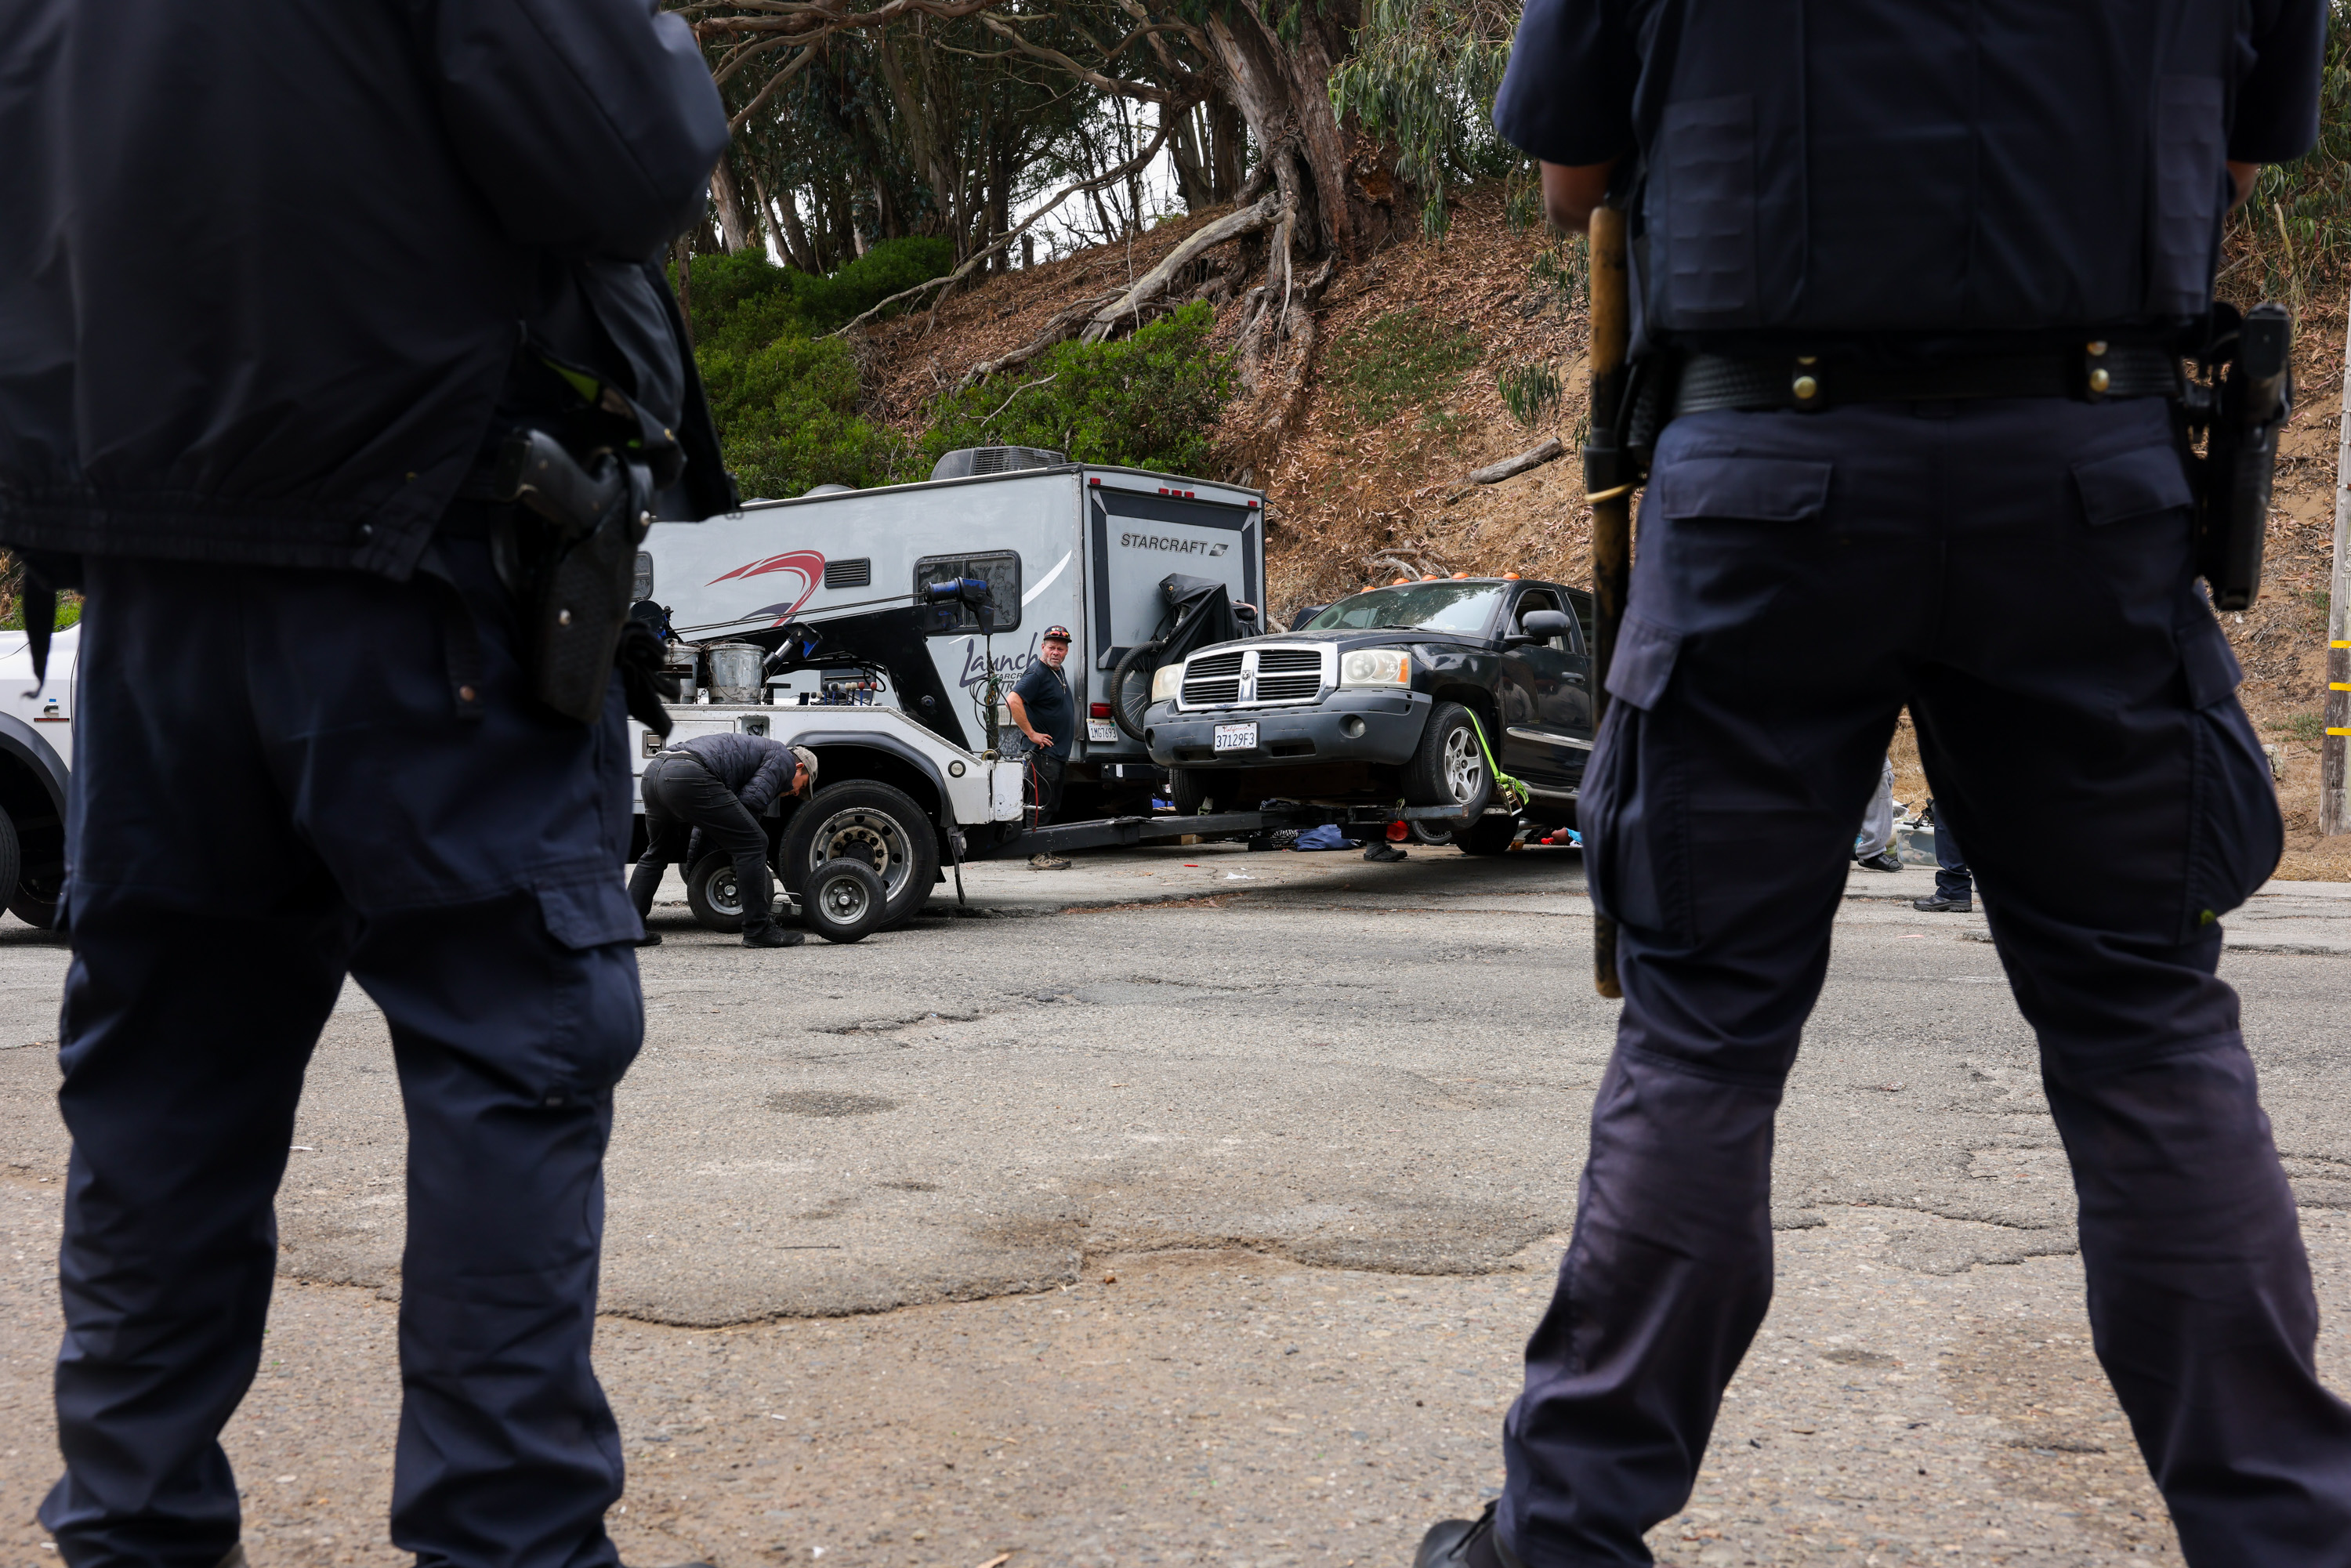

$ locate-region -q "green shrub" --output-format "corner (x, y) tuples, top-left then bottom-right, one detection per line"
(788, 237), (956, 332)
(915, 302), (1234, 476)
(1323, 306), (1480, 427)
(0, 593), (81, 631)
(678, 236), (959, 347)
(699, 333), (906, 501)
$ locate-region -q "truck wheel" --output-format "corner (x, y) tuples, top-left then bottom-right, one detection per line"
(686, 852), (751, 933)
(781, 780), (939, 932)
(1454, 813), (1520, 856)
(1168, 766), (1210, 816)
(1403, 701), (1494, 822)
(0, 809), (20, 926)
(802, 859), (887, 943)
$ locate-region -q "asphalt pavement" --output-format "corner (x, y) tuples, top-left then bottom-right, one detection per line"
(2, 842), (2349, 1566)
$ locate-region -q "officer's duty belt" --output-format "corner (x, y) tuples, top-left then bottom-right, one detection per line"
(1672, 343), (2180, 418)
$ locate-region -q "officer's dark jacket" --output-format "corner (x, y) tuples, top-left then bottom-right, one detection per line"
(0, 0), (726, 578)
(1494, 0), (2323, 346)
(672, 734), (797, 816)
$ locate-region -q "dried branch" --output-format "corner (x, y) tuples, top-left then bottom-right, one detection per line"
(1078, 193), (1281, 343)
(828, 122), (1175, 338)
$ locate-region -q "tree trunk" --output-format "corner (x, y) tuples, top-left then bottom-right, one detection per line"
(1201, 0), (1400, 263)
(1208, 92), (1247, 203)
(709, 153), (755, 254)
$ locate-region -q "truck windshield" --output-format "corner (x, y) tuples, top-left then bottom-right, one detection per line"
(1304, 584), (1504, 635)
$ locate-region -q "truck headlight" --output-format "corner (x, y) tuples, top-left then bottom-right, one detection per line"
(1339, 648), (1410, 686)
(1151, 662), (1183, 703)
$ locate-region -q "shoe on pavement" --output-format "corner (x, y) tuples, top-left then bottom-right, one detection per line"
(633, 930), (662, 947)
(1855, 849), (1903, 873)
(1363, 842), (1408, 863)
(743, 925), (806, 947)
(1415, 1502), (1524, 1568)
(1912, 893), (1972, 913)
(1029, 852), (1072, 870)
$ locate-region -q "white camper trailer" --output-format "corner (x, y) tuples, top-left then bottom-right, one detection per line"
(638, 449), (1265, 818)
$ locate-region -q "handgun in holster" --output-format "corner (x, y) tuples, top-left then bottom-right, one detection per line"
(491, 428), (675, 730)
(2185, 301), (2292, 613)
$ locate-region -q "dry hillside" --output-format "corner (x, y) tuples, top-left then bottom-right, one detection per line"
(857, 186), (2350, 879)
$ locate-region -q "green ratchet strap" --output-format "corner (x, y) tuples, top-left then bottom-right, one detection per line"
(1465, 712), (1527, 812)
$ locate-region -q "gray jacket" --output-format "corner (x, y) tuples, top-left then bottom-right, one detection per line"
(672, 734), (796, 816)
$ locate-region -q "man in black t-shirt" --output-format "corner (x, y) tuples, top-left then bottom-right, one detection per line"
(1008, 625), (1075, 858)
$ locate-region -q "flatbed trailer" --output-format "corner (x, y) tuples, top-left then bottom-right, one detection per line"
(631, 700), (1515, 932)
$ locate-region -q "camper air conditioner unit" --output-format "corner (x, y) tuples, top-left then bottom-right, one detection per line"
(929, 445), (1065, 483)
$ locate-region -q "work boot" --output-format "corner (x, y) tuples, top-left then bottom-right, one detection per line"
(1414, 1502), (1523, 1568)
(743, 924), (805, 947)
(1912, 893), (1972, 913)
(1029, 852), (1072, 870)
(633, 930), (662, 947)
(1363, 841), (1408, 863)
(1855, 849), (1903, 873)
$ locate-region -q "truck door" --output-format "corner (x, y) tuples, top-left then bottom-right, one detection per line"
(1498, 586), (1592, 788)
(1084, 481), (1262, 751)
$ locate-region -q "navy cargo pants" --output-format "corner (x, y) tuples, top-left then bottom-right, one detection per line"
(40, 538), (647, 1568)
(1500, 397), (2351, 1566)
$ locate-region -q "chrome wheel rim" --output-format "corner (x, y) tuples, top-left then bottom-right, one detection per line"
(817, 871), (874, 925)
(707, 867), (743, 918)
(1442, 725), (1483, 804)
(806, 807), (909, 901)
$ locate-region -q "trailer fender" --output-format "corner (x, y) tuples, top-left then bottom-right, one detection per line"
(0, 714), (70, 820)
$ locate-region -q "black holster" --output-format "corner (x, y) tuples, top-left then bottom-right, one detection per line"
(491, 429), (677, 734)
(2185, 302), (2292, 613)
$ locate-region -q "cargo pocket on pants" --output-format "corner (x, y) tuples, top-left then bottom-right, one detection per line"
(532, 869), (648, 1096)
(2178, 614), (2282, 940)
(1585, 614), (1695, 944)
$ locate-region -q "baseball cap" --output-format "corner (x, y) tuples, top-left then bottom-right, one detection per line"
(788, 744), (819, 784)
(1041, 625), (1072, 643)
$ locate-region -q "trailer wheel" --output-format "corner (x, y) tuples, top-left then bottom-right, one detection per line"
(1403, 701), (1494, 824)
(1453, 813), (1520, 856)
(802, 859), (887, 943)
(780, 780), (939, 932)
(686, 852), (768, 933)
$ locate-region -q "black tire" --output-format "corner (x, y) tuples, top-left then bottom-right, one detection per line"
(686, 851), (752, 933)
(1168, 766), (1211, 816)
(1110, 638), (1164, 741)
(802, 859), (887, 943)
(0, 808), (21, 926)
(1402, 701), (1494, 822)
(779, 780), (940, 932)
(1454, 813), (1520, 856)
(1405, 818), (1454, 847)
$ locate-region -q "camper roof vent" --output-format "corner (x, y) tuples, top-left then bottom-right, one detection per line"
(929, 445), (1065, 483)
(802, 482), (855, 498)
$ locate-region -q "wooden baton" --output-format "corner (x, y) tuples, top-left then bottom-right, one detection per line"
(1584, 204), (1632, 1000)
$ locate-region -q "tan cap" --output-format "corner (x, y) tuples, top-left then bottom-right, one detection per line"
(788, 744), (819, 786)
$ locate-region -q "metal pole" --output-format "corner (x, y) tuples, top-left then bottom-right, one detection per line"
(1585, 205), (1632, 997)
(2325, 310), (2351, 834)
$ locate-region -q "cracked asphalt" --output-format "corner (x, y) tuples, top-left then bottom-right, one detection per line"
(2, 843), (2349, 1566)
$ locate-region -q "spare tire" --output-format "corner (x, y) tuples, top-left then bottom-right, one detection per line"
(779, 780), (940, 932)
(1402, 701), (1494, 824)
(802, 859), (888, 943)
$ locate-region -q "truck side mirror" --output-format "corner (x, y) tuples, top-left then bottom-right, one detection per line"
(1511, 609), (1574, 646)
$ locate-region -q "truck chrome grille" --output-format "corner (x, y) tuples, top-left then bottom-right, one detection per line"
(1253, 646), (1322, 701)
(1176, 644), (1331, 711)
(1181, 650), (1244, 706)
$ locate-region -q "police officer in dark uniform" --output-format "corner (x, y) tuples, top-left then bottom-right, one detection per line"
(1415, 3), (2349, 1565)
(1, 0), (730, 1564)
(631, 736), (817, 947)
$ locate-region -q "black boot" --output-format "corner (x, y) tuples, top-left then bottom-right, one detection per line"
(1854, 849), (1903, 873)
(1912, 892), (1972, 913)
(743, 922), (805, 947)
(633, 930), (663, 947)
(1415, 1502), (1524, 1568)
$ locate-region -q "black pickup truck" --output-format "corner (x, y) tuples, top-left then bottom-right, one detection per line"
(1139, 576), (1596, 853)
